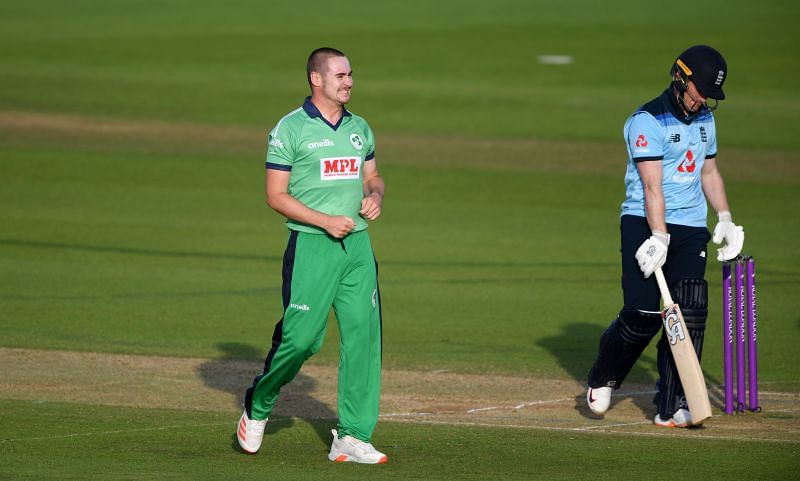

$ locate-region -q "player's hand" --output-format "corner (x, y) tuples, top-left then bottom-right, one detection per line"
(635, 231), (670, 278)
(324, 215), (356, 238)
(712, 211), (744, 261)
(359, 193), (383, 221)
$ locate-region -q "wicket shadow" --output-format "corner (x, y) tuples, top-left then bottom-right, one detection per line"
(537, 322), (658, 418)
(198, 342), (337, 451)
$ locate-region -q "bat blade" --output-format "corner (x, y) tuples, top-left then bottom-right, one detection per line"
(661, 302), (713, 424)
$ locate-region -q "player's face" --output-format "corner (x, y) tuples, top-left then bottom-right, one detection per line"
(682, 80), (707, 113)
(320, 56), (353, 106)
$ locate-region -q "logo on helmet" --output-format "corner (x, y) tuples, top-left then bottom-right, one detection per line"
(715, 70), (725, 86)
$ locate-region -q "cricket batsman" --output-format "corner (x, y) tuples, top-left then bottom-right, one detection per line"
(585, 45), (744, 426)
(236, 47), (387, 463)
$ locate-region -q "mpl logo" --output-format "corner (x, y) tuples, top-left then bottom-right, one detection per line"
(635, 134), (648, 148)
(662, 307), (686, 346)
(320, 157), (361, 180)
(677, 150), (696, 173)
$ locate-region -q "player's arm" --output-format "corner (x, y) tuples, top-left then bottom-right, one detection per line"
(265, 168), (355, 238)
(359, 158), (384, 221)
(637, 160), (667, 234)
(701, 157), (744, 260)
(700, 157), (730, 214)
(634, 159), (670, 277)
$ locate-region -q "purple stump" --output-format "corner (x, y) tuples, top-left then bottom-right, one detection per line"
(735, 259), (746, 412)
(722, 262), (734, 415)
(746, 256), (759, 412)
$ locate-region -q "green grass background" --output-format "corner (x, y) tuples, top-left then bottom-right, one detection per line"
(1, 0), (799, 479)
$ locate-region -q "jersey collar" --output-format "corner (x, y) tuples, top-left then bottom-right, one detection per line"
(302, 96), (351, 131)
(661, 88), (707, 125)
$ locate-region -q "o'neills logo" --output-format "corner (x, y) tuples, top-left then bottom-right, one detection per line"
(308, 139), (334, 149)
(320, 157), (361, 180)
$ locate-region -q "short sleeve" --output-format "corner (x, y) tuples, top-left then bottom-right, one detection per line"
(705, 116), (717, 159)
(363, 122), (376, 161)
(626, 112), (664, 162)
(265, 126), (296, 170)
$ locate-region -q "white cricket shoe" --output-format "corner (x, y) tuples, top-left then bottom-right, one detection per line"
(654, 408), (693, 428)
(587, 386), (612, 415)
(328, 429), (388, 464)
(237, 411), (267, 453)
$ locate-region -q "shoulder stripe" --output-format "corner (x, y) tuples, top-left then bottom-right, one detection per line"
(266, 162), (292, 171)
(633, 156), (663, 163)
(272, 107), (303, 137)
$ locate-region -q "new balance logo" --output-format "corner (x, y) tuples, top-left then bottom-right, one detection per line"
(668, 133), (681, 143)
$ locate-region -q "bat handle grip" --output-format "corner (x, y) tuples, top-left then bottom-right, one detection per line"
(654, 267), (674, 307)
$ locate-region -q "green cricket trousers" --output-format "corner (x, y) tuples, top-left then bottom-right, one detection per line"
(244, 229), (382, 442)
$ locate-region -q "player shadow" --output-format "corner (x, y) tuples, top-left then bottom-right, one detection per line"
(537, 322), (658, 419)
(197, 342), (337, 451)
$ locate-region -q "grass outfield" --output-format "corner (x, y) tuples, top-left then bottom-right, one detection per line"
(1, 0), (799, 479)
(1, 399), (798, 481)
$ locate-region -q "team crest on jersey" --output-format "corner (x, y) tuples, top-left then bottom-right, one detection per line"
(320, 157), (362, 180)
(350, 133), (364, 151)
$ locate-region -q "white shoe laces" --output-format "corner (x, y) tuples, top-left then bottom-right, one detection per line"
(344, 436), (379, 455)
(249, 419), (267, 436)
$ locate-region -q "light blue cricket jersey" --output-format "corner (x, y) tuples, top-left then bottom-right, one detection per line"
(621, 89), (717, 228)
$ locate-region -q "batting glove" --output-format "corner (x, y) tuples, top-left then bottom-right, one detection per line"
(712, 211), (744, 262)
(635, 231), (670, 278)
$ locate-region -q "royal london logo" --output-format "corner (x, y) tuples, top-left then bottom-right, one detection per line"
(320, 157), (361, 180)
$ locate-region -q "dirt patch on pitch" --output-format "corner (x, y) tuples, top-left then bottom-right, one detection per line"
(1, 348), (798, 443)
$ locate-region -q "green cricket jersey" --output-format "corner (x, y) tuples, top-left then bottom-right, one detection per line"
(265, 97), (376, 234)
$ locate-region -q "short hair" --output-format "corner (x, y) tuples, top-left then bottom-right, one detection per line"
(307, 47), (347, 88)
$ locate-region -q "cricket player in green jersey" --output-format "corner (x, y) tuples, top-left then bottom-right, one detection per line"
(236, 47), (388, 464)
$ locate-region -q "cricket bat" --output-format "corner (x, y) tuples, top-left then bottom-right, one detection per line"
(654, 267), (713, 424)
